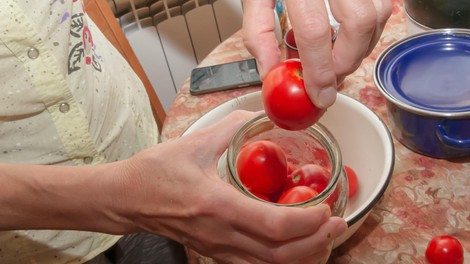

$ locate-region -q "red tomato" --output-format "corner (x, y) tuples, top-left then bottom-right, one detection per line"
(262, 60), (325, 130)
(236, 140), (288, 195)
(344, 165), (358, 198)
(285, 164), (330, 194)
(268, 190), (284, 203)
(426, 235), (464, 264)
(250, 191), (272, 202)
(277, 186), (319, 204)
(286, 161), (296, 175)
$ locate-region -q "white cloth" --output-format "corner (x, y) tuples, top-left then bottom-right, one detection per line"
(0, 0), (159, 262)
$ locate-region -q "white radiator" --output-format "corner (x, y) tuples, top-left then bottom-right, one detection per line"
(107, 0), (244, 112)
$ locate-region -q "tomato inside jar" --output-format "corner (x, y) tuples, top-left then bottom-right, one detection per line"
(218, 113), (348, 217)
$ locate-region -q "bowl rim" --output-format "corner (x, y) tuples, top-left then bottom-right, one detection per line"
(181, 91), (395, 228)
(336, 95), (395, 227)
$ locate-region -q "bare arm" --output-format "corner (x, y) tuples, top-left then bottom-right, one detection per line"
(0, 160), (130, 233)
(0, 110), (347, 263)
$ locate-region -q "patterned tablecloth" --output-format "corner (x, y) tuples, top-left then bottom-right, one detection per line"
(161, 1), (470, 263)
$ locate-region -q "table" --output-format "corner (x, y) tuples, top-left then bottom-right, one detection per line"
(161, 1), (470, 263)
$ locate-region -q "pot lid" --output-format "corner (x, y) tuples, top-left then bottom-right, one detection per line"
(374, 29), (470, 117)
(405, 0), (470, 29)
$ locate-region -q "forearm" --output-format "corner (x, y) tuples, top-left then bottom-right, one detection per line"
(0, 162), (133, 234)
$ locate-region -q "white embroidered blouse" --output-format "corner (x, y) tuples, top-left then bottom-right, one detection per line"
(0, 0), (159, 262)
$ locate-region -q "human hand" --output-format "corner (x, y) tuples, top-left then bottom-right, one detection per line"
(243, 0), (392, 108)
(116, 110), (347, 263)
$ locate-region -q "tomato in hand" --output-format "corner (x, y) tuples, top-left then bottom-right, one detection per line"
(277, 186), (319, 204)
(285, 164), (330, 194)
(262, 60), (326, 130)
(344, 165), (359, 198)
(425, 235), (464, 264)
(236, 140), (288, 195)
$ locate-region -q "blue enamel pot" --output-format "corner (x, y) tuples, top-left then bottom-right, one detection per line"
(374, 29), (470, 159)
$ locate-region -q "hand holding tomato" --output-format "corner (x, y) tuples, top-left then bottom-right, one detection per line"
(243, 0), (392, 109)
(262, 60), (325, 130)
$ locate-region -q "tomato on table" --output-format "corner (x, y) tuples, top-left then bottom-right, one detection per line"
(277, 186), (319, 204)
(285, 164), (330, 194)
(262, 59), (325, 130)
(344, 165), (358, 198)
(425, 235), (464, 264)
(236, 140), (288, 195)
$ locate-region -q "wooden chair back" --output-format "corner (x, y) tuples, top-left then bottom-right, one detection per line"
(83, 0), (166, 130)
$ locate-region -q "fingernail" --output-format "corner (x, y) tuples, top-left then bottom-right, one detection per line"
(316, 86), (337, 109)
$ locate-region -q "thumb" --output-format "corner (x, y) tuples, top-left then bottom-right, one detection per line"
(188, 110), (259, 154)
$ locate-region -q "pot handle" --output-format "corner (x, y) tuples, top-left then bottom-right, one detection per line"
(436, 124), (470, 149)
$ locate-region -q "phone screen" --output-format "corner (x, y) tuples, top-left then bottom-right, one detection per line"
(189, 58), (261, 95)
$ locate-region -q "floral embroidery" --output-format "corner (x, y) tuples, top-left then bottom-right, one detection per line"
(65, 2), (102, 74)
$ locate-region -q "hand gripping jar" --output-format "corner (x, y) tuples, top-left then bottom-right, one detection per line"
(218, 113), (348, 217)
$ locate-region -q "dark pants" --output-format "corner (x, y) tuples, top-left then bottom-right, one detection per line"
(88, 233), (188, 264)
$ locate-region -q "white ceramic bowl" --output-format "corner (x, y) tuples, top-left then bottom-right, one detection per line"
(182, 91), (394, 248)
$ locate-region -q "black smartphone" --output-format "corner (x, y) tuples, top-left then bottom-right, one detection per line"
(189, 58), (262, 95)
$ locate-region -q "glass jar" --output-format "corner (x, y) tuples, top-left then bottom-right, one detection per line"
(218, 114), (348, 217)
